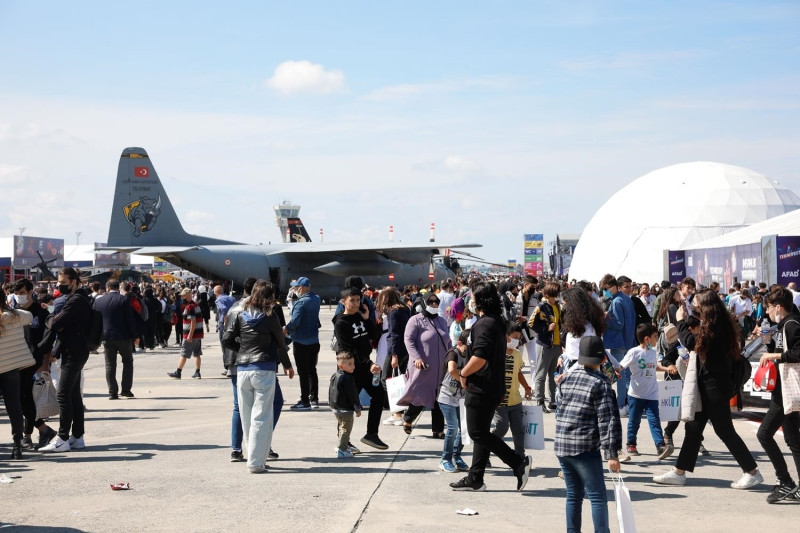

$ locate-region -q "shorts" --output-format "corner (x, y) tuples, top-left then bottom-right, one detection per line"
(180, 339), (203, 358)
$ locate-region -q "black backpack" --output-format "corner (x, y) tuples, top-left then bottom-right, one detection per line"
(86, 309), (104, 352)
(730, 355), (753, 410)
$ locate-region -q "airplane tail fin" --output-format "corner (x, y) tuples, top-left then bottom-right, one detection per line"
(287, 217), (312, 243)
(106, 147), (239, 248)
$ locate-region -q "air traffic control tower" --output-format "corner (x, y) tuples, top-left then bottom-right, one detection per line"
(274, 200), (303, 243)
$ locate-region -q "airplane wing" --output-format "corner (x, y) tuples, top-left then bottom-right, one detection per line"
(95, 246), (203, 255)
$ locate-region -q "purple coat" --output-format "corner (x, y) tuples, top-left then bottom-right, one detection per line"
(398, 313), (452, 409)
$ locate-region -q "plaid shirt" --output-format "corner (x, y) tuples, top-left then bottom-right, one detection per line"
(554, 367), (622, 459)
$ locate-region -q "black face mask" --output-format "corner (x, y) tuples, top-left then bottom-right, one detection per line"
(58, 283), (72, 295)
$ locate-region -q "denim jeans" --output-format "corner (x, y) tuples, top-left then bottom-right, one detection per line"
(237, 369), (276, 468)
(231, 375), (285, 452)
(533, 344), (560, 403)
(610, 348), (629, 407)
(492, 403), (525, 457)
(627, 397), (665, 448)
(439, 402), (463, 461)
(557, 450), (610, 533)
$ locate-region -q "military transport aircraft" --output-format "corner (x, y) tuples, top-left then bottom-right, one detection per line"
(102, 147), (481, 299)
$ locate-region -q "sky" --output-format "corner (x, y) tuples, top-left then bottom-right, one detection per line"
(1, 1), (799, 268)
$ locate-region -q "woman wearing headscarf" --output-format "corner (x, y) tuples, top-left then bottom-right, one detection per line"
(397, 291), (450, 437)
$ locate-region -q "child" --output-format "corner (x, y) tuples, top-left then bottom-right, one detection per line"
(329, 352), (362, 458)
(492, 322), (533, 459)
(619, 323), (673, 460)
(437, 330), (470, 473)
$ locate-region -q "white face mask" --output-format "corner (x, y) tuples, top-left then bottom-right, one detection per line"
(47, 305), (55, 314)
(15, 294), (28, 305)
(425, 305), (439, 315)
(468, 301), (477, 314)
(507, 338), (520, 349)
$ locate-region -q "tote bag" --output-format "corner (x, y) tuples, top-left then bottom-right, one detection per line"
(658, 379), (683, 422)
(611, 471), (637, 533)
(522, 402), (545, 450)
(386, 368), (406, 413)
(33, 371), (60, 419)
(780, 363), (800, 415)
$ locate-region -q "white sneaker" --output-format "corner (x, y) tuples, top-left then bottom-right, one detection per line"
(731, 470), (763, 489)
(68, 435), (85, 449)
(383, 416), (402, 425)
(653, 469), (686, 485)
(619, 406), (629, 418)
(39, 435), (70, 453)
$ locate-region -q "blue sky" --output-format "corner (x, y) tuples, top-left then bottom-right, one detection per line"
(1, 1), (799, 267)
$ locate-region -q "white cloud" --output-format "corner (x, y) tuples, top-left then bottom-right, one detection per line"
(265, 60), (346, 95)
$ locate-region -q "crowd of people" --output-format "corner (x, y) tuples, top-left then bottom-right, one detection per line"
(2, 267), (800, 532)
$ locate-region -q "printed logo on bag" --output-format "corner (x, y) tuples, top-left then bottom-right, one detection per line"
(660, 395), (681, 408)
(525, 422), (539, 436)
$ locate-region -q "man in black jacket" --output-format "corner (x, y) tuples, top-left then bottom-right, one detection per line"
(334, 286), (385, 450)
(93, 280), (138, 399)
(40, 267), (93, 453)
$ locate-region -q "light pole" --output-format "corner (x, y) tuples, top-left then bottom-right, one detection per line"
(18, 227), (25, 236)
(75, 231), (82, 246)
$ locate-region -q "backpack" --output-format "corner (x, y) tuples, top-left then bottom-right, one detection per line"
(656, 315), (679, 355)
(85, 309), (104, 352)
(138, 296), (149, 322)
(730, 355), (753, 410)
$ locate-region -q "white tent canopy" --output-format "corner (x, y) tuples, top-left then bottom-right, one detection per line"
(569, 162), (800, 285)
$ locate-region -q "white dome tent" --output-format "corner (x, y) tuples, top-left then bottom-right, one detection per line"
(568, 162), (800, 285)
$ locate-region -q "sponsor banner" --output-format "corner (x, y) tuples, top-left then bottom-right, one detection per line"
(13, 236), (64, 267)
(682, 242), (761, 292)
(668, 250), (686, 285)
(524, 233), (544, 276)
(777, 237), (800, 287)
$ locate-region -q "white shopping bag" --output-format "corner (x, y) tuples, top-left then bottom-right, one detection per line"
(49, 358), (61, 389)
(459, 399), (472, 446)
(522, 402), (545, 450)
(33, 371), (60, 419)
(657, 379), (683, 422)
(386, 369), (406, 413)
(611, 471), (637, 533)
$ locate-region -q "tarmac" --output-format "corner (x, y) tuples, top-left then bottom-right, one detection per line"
(1, 305), (799, 532)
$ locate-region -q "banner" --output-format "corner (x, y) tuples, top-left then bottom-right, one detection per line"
(524, 233), (544, 276)
(776, 237), (800, 289)
(13, 235), (64, 267)
(680, 242), (762, 292)
(94, 242), (131, 267)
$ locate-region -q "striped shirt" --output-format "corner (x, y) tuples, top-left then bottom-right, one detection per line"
(182, 301), (204, 340)
(554, 367), (622, 459)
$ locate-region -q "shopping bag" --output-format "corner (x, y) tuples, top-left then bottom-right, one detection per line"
(522, 402), (545, 450)
(386, 369), (406, 413)
(657, 379), (683, 422)
(459, 398), (472, 446)
(611, 471), (637, 533)
(780, 362), (800, 415)
(33, 371), (60, 419)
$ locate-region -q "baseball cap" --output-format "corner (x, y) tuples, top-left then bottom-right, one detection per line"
(578, 336), (606, 366)
(290, 277), (311, 287)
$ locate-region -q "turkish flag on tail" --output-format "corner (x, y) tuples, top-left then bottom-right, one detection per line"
(134, 166), (149, 178)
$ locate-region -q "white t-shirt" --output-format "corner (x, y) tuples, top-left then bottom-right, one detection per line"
(729, 294), (752, 316)
(640, 294), (656, 316)
(619, 346), (659, 400)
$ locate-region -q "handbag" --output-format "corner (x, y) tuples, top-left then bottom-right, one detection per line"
(33, 371), (60, 419)
(459, 398), (472, 446)
(611, 471), (638, 533)
(658, 379), (683, 422)
(522, 401), (545, 450)
(780, 363), (800, 415)
(386, 367), (406, 413)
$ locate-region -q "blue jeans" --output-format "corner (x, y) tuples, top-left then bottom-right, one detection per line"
(237, 369), (276, 468)
(557, 450), (609, 533)
(627, 396), (664, 448)
(439, 402), (463, 462)
(232, 375), (285, 451)
(610, 348), (629, 408)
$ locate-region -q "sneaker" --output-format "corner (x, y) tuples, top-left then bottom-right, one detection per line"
(108, 393), (119, 400)
(268, 448), (279, 459)
(767, 481), (798, 503)
(383, 416), (402, 425)
(347, 443), (361, 455)
(653, 469), (687, 486)
(11, 444), (22, 460)
(626, 444), (640, 456)
(120, 391), (135, 398)
(664, 435), (674, 447)
(337, 449), (354, 459)
(619, 405), (629, 418)
(432, 431), (445, 439)
(40, 435), (70, 453)
(699, 444), (710, 456)
(547, 402), (557, 411)
(454, 457), (469, 471)
(657, 443), (675, 460)
(538, 401), (551, 414)
(360, 434), (389, 450)
(249, 466), (269, 474)
(515, 455), (532, 491)
(439, 459), (457, 473)
(167, 370), (181, 379)
(310, 401), (319, 409)
(450, 476), (486, 492)
(290, 402), (311, 411)
(68, 435), (85, 449)
(731, 470), (763, 490)
(20, 435), (33, 449)
(37, 427), (57, 448)
(230, 450), (245, 462)
(192, 370), (201, 379)
(618, 451), (632, 463)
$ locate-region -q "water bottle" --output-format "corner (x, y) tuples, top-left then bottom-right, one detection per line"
(677, 344), (689, 361)
(761, 318), (771, 336)
(372, 370), (381, 387)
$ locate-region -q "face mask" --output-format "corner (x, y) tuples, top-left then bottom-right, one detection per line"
(468, 301), (477, 314)
(602, 289), (613, 299)
(15, 294), (28, 305)
(775, 313), (783, 323)
(47, 305), (55, 314)
(58, 283), (72, 295)
(507, 338), (520, 349)
(425, 305), (439, 315)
